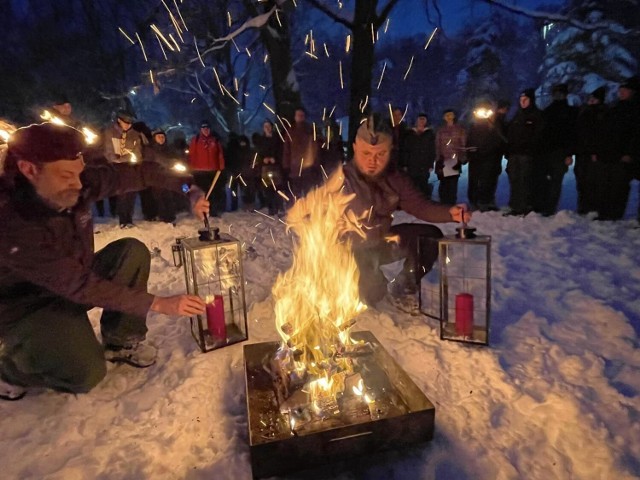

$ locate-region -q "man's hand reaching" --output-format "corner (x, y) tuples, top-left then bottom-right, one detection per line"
(150, 294), (206, 317)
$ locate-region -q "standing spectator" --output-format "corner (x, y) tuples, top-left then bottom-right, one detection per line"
(282, 107), (320, 202)
(575, 87), (607, 215)
(188, 121), (225, 216)
(402, 113), (436, 198)
(226, 133), (255, 211)
(467, 102), (506, 211)
(505, 89), (544, 216)
(103, 111), (147, 228)
(50, 95), (81, 129)
(599, 77), (640, 220)
(534, 83), (578, 216)
(435, 109), (466, 205)
(495, 99), (511, 139)
(389, 106), (408, 170)
(320, 118), (345, 177)
(253, 120), (284, 216)
(145, 129), (178, 223)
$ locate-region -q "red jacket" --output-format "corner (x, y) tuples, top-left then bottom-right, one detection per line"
(188, 134), (225, 171)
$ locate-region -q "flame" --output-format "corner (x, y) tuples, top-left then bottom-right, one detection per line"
(273, 166), (366, 401)
(474, 108), (494, 119)
(172, 161), (187, 172)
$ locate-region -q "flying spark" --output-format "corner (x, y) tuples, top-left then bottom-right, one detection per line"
(403, 55), (414, 81)
(135, 33), (148, 62)
(118, 27), (135, 45)
(424, 27), (438, 50)
(376, 62), (387, 90)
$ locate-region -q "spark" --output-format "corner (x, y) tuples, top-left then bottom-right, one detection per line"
(168, 33), (181, 51)
(305, 51), (318, 60)
(255, 223), (262, 228)
(229, 224), (233, 234)
(275, 10), (282, 27)
(367, 205), (373, 222)
(277, 190), (290, 202)
(276, 116), (292, 141)
(403, 55), (414, 81)
(251, 152), (258, 169)
(155, 34), (168, 59)
(263, 53), (269, 63)
(389, 103), (395, 126)
(135, 32), (148, 62)
(329, 105), (336, 118)
(339, 61), (344, 89)
(118, 27), (135, 45)
(149, 70), (155, 85)
(400, 104), (409, 123)
(270, 177), (277, 190)
(231, 38), (241, 53)
(376, 62), (387, 90)
(345, 35), (351, 53)
(270, 229), (276, 244)
(446, 139), (452, 146)
(234, 77), (239, 92)
(424, 27), (438, 50)
(322, 107), (327, 121)
(252, 236), (257, 244)
(273, 123), (286, 142)
(262, 102), (276, 114)
(259, 84), (266, 90)
(313, 122), (316, 141)
(360, 95), (369, 113)
(173, 0), (188, 31)
(287, 181), (296, 202)
(281, 117), (291, 128)
(338, 120), (343, 136)
(194, 37), (205, 67)
(261, 178), (269, 188)
(323, 43), (330, 57)
(228, 176), (233, 188)
(213, 67), (225, 93)
(298, 157), (304, 177)
(245, 47), (252, 57)
(320, 165), (328, 179)
(221, 85), (240, 105)
(190, 97), (196, 103)
(384, 18), (390, 33)
(227, 11), (232, 27)
(370, 23), (375, 44)
(254, 209), (276, 221)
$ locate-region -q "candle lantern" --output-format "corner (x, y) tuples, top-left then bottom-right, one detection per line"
(175, 227), (249, 352)
(418, 226), (491, 345)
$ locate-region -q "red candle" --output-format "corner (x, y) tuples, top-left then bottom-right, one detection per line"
(206, 295), (226, 341)
(455, 293), (474, 337)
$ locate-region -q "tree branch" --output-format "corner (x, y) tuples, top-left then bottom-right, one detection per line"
(307, 0), (354, 29)
(374, 0), (402, 29)
(480, 0), (638, 35)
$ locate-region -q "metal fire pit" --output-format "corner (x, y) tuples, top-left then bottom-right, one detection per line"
(244, 331), (435, 479)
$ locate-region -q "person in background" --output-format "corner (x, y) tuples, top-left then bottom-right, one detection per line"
(319, 117), (345, 177)
(466, 101), (506, 212)
(226, 133), (255, 211)
(253, 120), (284, 216)
(401, 113), (436, 199)
(50, 95), (81, 129)
(341, 113), (470, 309)
(574, 87), (607, 215)
(0, 123), (209, 401)
(103, 110), (147, 228)
(145, 128), (178, 223)
(282, 107), (320, 202)
(534, 83), (578, 216)
(435, 109), (466, 205)
(188, 121), (225, 217)
(389, 106), (408, 171)
(504, 89), (544, 216)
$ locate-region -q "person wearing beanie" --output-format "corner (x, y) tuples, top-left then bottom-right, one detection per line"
(435, 109), (467, 204)
(341, 113), (470, 309)
(0, 123), (209, 401)
(534, 83), (578, 216)
(597, 76), (640, 220)
(504, 89), (544, 216)
(401, 113), (436, 199)
(574, 86), (608, 215)
(145, 128), (180, 223)
(188, 120), (225, 216)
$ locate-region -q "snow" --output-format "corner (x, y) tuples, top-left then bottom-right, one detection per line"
(1, 166), (639, 480)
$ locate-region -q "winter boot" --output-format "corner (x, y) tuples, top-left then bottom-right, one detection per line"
(104, 342), (157, 368)
(0, 375), (26, 401)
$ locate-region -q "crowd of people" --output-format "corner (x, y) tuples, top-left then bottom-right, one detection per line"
(392, 76), (640, 220)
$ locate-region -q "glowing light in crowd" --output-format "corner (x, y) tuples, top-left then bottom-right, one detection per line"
(172, 162), (187, 172)
(474, 108), (494, 119)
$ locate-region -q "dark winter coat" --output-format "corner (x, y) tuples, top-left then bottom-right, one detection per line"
(466, 120), (505, 163)
(103, 124), (147, 164)
(541, 99), (578, 156)
(342, 162), (452, 246)
(506, 106), (544, 156)
(282, 122), (319, 177)
(402, 127), (436, 176)
(606, 99), (640, 162)
(575, 104), (608, 158)
(253, 133), (284, 184)
(146, 141), (177, 169)
(225, 135), (254, 178)
(0, 163), (189, 334)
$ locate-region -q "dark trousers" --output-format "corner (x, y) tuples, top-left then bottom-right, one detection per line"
(408, 172), (433, 199)
(95, 196), (117, 217)
(532, 150), (568, 215)
(140, 187), (158, 221)
(0, 239), (150, 393)
(595, 161), (632, 220)
(354, 224), (443, 305)
(574, 155), (599, 214)
(152, 187), (177, 223)
(506, 154), (533, 213)
(116, 191), (136, 225)
(468, 158), (501, 210)
(438, 175), (459, 205)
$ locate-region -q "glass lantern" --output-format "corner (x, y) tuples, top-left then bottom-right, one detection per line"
(418, 228), (491, 345)
(173, 228), (249, 352)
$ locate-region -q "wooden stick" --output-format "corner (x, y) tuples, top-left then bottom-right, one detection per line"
(205, 170), (222, 200)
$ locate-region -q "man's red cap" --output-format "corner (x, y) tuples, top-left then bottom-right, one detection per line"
(7, 123), (84, 164)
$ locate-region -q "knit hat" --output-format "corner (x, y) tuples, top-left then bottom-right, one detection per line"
(356, 113), (392, 145)
(116, 110), (135, 124)
(200, 121), (210, 129)
(151, 128), (166, 137)
(520, 88), (536, 102)
(7, 123), (84, 164)
(589, 86), (606, 103)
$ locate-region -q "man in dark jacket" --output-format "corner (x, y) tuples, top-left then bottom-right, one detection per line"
(534, 83), (578, 216)
(0, 123), (208, 400)
(342, 114), (470, 306)
(505, 89), (544, 216)
(282, 108), (320, 202)
(401, 113), (436, 199)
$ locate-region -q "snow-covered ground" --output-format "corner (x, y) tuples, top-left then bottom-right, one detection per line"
(1, 166), (639, 480)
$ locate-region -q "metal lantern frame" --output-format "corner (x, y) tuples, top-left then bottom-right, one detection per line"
(418, 232), (492, 346)
(174, 231), (249, 352)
